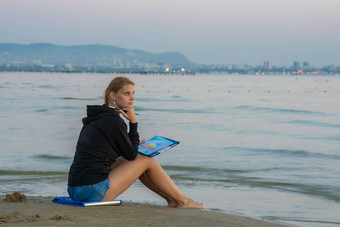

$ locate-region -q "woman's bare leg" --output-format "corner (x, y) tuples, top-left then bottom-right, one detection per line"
(111, 157), (177, 206)
(102, 154), (204, 208)
(139, 172), (177, 207)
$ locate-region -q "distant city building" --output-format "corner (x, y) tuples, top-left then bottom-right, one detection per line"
(302, 61), (311, 70)
(327, 65), (337, 72)
(303, 61), (310, 67)
(264, 60), (272, 70)
(293, 61), (300, 70)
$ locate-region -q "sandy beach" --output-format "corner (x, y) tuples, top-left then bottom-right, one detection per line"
(0, 195), (287, 227)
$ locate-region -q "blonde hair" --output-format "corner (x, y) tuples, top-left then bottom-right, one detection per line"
(104, 77), (135, 105)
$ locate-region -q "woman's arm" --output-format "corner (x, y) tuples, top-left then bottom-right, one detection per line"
(106, 116), (139, 160)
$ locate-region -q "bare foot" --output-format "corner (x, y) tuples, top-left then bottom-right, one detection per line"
(176, 197), (205, 209)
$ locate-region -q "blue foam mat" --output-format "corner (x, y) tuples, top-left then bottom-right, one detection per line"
(52, 197), (122, 207)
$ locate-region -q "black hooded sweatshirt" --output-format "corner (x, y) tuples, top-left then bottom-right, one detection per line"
(68, 104), (139, 186)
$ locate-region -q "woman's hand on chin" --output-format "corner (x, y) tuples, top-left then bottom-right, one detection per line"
(120, 107), (137, 123)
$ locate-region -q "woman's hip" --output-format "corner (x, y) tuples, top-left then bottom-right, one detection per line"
(67, 179), (110, 202)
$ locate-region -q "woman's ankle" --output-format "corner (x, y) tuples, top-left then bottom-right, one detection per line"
(167, 200), (177, 207)
(176, 197), (205, 209)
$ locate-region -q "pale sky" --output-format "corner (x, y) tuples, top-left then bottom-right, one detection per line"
(1, 0), (339, 66)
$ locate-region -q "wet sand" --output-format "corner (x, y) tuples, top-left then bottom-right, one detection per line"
(0, 195), (287, 227)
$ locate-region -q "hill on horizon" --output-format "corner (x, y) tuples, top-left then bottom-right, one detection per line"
(0, 43), (191, 69)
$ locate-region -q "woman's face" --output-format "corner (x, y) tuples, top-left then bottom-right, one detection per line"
(112, 84), (135, 108)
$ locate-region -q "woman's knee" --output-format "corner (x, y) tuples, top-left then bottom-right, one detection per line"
(136, 154), (157, 165)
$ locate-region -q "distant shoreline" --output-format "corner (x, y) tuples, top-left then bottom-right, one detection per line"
(1, 69), (339, 76)
(0, 69), (196, 75)
(1, 43), (339, 75)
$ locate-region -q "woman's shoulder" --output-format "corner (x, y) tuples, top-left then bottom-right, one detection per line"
(101, 113), (126, 128)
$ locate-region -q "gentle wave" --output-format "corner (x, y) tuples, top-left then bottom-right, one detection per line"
(135, 96), (189, 103)
(33, 154), (73, 160)
(163, 165), (247, 174)
(287, 120), (340, 128)
(55, 106), (83, 110)
(36, 109), (48, 112)
(134, 107), (211, 114)
(0, 170), (67, 176)
(60, 97), (97, 100)
(163, 165), (340, 202)
(1, 164), (339, 202)
(234, 105), (330, 116)
(266, 217), (340, 225)
(222, 146), (340, 159)
(38, 84), (70, 89)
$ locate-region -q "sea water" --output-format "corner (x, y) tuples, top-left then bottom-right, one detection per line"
(0, 72), (339, 227)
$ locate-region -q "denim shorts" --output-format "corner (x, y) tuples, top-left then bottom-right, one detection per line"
(68, 179), (110, 202)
